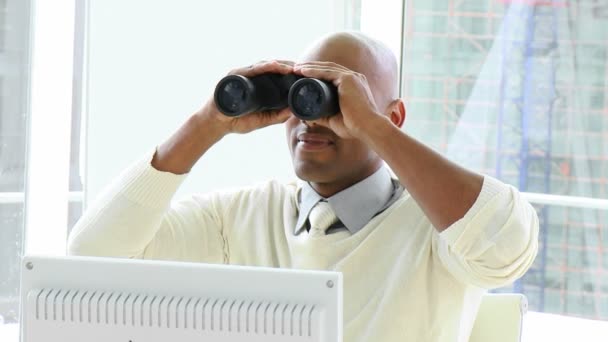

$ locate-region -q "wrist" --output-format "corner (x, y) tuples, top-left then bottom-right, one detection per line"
(192, 102), (231, 140)
(151, 105), (228, 175)
(353, 111), (394, 143)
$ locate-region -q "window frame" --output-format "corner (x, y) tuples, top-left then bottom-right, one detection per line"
(23, 0), (79, 255)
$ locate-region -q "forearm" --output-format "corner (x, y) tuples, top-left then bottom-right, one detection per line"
(68, 197), (167, 258)
(68, 154), (187, 257)
(361, 115), (483, 231)
(434, 178), (539, 288)
(152, 103), (229, 174)
(70, 105), (227, 256)
(153, 60), (295, 174)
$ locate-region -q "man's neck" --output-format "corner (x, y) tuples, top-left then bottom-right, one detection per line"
(308, 163), (383, 198)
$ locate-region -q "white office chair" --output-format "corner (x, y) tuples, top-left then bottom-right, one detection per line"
(469, 293), (528, 342)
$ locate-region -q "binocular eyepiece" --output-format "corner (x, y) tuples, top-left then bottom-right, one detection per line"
(214, 73), (340, 120)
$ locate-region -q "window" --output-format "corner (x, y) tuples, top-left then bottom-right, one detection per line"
(0, 0), (32, 325)
(3, 0), (606, 338)
(0, 0), (83, 336)
(360, 0), (608, 323)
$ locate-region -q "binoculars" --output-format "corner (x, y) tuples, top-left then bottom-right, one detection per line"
(214, 73), (340, 120)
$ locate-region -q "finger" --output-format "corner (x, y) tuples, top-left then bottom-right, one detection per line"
(295, 64), (350, 74)
(294, 65), (352, 84)
(252, 60), (296, 70)
(228, 59), (266, 75)
(259, 108), (292, 127)
(309, 116), (331, 126)
(294, 63), (356, 77)
(229, 60), (294, 77)
(233, 60), (293, 76)
(231, 59), (268, 73)
(295, 61), (351, 72)
(274, 60), (296, 66)
(296, 61), (347, 68)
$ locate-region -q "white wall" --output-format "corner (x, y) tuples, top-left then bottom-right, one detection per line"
(84, 0), (350, 205)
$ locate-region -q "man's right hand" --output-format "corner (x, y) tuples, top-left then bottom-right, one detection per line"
(151, 60), (295, 174)
(199, 60), (295, 135)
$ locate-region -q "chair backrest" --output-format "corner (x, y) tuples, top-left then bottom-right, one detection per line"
(469, 293), (528, 342)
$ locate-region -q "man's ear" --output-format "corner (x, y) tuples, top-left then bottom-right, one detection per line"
(387, 99), (406, 128)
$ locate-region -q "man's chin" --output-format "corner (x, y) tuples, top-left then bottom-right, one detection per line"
(293, 164), (334, 184)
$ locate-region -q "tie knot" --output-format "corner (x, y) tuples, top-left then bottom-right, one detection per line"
(308, 201), (337, 237)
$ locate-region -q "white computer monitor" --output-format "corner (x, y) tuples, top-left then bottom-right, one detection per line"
(19, 255), (342, 342)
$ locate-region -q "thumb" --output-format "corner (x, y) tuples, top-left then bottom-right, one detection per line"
(273, 109), (292, 124)
(260, 109), (291, 128)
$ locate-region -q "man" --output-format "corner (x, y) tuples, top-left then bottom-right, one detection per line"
(68, 32), (539, 341)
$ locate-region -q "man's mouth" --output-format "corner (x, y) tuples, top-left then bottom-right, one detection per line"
(296, 133), (335, 150)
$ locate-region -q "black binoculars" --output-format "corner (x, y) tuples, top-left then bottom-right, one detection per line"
(214, 73), (340, 120)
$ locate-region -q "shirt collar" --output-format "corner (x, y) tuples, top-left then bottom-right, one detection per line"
(294, 167), (396, 235)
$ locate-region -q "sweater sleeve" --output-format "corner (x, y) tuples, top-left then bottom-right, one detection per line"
(67, 152), (228, 263)
(433, 176), (540, 289)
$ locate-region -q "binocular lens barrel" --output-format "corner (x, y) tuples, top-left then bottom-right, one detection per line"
(214, 75), (258, 117)
(214, 74), (340, 120)
(288, 78), (339, 120)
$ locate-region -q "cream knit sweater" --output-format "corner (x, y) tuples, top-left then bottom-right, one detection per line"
(68, 154), (539, 342)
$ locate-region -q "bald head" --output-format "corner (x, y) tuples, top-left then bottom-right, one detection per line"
(302, 31), (399, 112)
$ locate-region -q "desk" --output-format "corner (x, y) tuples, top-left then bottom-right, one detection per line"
(522, 311), (608, 342)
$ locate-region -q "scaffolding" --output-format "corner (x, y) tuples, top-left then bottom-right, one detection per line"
(494, 0), (560, 311)
(402, 0), (608, 319)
